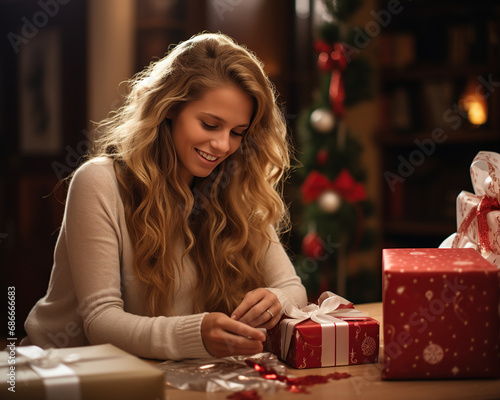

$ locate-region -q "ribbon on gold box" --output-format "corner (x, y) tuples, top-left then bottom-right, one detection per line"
(0, 343), (164, 400)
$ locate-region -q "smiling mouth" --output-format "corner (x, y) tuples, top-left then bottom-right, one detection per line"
(196, 149), (218, 162)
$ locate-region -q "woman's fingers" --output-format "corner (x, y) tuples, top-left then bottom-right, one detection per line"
(231, 288), (281, 328)
(201, 312), (266, 357)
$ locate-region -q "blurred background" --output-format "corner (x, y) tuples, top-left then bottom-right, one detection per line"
(1, 0), (499, 339)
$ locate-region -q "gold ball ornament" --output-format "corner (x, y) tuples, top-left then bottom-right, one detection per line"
(318, 190), (341, 213)
(310, 108), (336, 133)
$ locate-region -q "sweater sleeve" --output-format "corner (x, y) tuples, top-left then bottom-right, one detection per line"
(261, 228), (308, 313)
(64, 160), (210, 360)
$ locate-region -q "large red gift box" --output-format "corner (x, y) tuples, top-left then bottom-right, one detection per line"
(382, 248), (500, 380)
(266, 292), (379, 369)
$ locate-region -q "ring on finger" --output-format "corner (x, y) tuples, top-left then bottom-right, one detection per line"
(265, 309), (274, 319)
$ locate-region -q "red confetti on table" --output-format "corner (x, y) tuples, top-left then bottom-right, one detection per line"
(226, 359), (351, 398)
(227, 390), (261, 400)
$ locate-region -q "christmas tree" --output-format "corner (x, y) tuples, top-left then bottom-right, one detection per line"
(294, 0), (376, 302)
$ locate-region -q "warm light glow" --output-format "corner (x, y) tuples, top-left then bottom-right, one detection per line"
(466, 101), (487, 126)
(459, 79), (488, 126)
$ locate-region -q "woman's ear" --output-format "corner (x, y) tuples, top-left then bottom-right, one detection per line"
(165, 107), (181, 122)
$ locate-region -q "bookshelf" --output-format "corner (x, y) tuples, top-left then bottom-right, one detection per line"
(0, 0), (87, 337)
(377, 0), (500, 248)
(135, 0), (207, 72)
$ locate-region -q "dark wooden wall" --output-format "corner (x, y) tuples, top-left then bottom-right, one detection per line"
(1, 0), (88, 339)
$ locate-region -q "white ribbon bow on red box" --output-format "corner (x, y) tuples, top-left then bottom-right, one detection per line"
(280, 292), (369, 366)
(445, 151), (500, 266)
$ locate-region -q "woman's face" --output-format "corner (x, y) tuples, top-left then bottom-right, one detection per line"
(171, 85), (253, 185)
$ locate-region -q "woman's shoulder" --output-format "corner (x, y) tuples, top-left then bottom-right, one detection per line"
(70, 156), (119, 192)
(74, 156), (116, 177)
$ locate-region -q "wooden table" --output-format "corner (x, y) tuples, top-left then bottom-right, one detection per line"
(158, 303), (500, 400)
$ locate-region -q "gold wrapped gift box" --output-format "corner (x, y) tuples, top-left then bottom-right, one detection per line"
(0, 343), (164, 400)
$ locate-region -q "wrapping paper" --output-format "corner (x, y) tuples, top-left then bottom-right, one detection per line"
(441, 151), (500, 266)
(382, 248), (500, 380)
(157, 353), (285, 393)
(266, 292), (379, 369)
(0, 344), (164, 400)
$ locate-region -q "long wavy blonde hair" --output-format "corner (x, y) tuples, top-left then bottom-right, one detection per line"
(90, 32), (290, 316)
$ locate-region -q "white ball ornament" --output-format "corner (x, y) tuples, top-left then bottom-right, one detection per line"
(310, 108), (335, 133)
(318, 190), (341, 213)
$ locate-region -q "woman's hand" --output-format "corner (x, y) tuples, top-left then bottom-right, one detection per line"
(231, 288), (281, 329)
(201, 312), (266, 357)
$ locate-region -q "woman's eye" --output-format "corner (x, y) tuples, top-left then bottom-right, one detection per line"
(231, 130), (244, 137)
(201, 121), (217, 130)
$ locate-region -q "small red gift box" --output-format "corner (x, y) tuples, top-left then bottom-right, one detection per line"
(266, 292), (379, 369)
(382, 248), (500, 380)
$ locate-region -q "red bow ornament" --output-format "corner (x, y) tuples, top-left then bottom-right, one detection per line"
(315, 40), (347, 118)
(449, 151), (500, 266)
(301, 169), (366, 204)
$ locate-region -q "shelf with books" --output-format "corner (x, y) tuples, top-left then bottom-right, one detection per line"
(378, 129), (499, 147)
(380, 64), (500, 82)
(377, 2), (500, 249)
(379, 74), (499, 136)
(384, 220), (456, 238)
(135, 0), (206, 72)
(378, 1), (498, 70)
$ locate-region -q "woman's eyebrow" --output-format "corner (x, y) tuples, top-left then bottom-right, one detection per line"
(200, 112), (249, 128)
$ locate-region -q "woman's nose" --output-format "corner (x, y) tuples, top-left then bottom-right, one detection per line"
(210, 131), (231, 154)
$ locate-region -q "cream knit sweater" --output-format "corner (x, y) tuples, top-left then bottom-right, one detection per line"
(23, 157), (307, 360)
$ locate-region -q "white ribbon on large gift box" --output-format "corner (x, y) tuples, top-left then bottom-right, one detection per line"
(16, 346), (81, 400)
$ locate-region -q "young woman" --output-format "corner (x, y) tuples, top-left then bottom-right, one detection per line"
(22, 32), (307, 360)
